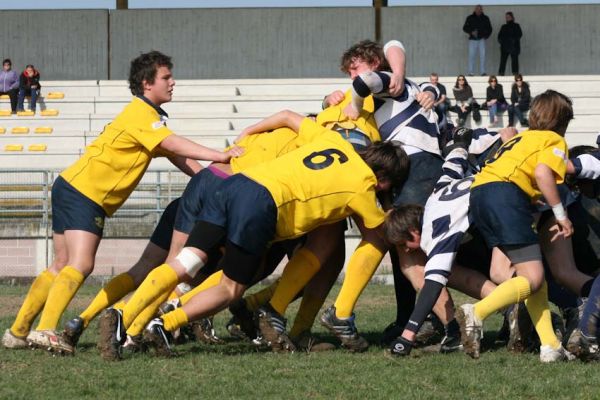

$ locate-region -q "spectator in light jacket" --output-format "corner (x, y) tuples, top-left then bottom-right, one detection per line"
(0, 59), (19, 113)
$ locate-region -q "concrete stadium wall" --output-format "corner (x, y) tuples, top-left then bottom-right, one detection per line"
(108, 8), (374, 79)
(382, 4), (600, 77)
(0, 10), (109, 80)
(2, 6), (599, 79)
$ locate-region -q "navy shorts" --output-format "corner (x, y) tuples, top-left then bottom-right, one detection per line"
(149, 197), (180, 250)
(51, 176), (107, 236)
(470, 182), (538, 248)
(198, 174), (277, 255)
(393, 151), (443, 207)
(174, 168), (225, 234)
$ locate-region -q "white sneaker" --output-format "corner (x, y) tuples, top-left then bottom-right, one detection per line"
(456, 303), (483, 359)
(539, 344), (576, 363)
(2, 329), (28, 349)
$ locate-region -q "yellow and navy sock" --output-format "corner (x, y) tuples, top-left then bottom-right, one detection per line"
(334, 241), (384, 318)
(245, 279), (280, 312)
(36, 266), (85, 331)
(180, 271), (223, 305)
(289, 293), (326, 339)
(10, 269), (56, 337)
(270, 248), (321, 316)
(525, 281), (561, 349)
(126, 289), (171, 337)
(474, 276), (531, 321)
(121, 264), (179, 329)
(79, 273), (135, 328)
(162, 308), (189, 332)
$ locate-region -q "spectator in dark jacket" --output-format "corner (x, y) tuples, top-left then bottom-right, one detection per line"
(508, 73), (531, 127)
(0, 59), (19, 113)
(463, 4), (492, 76)
(450, 74), (481, 127)
(484, 75), (507, 126)
(498, 11), (523, 76)
(17, 64), (41, 112)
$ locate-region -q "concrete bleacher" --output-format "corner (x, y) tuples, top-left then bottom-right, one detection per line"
(0, 75), (598, 170)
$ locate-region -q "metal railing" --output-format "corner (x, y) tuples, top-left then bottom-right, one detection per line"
(0, 168), (189, 236)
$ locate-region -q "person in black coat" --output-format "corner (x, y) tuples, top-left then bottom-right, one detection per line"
(498, 12), (522, 76)
(507, 73), (531, 127)
(17, 64), (41, 112)
(463, 5), (492, 76)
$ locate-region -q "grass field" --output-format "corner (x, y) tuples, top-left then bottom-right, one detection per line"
(1, 283), (599, 400)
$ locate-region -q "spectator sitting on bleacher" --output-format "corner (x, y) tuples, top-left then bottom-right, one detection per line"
(508, 73), (530, 127)
(17, 64), (41, 113)
(429, 72), (450, 117)
(0, 59), (19, 114)
(482, 75), (507, 127)
(450, 74), (481, 127)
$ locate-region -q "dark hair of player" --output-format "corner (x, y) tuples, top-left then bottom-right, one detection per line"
(128, 50), (173, 96)
(383, 204), (424, 246)
(358, 141), (409, 188)
(340, 40), (390, 73)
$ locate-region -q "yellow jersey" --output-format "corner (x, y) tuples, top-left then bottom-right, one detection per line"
(243, 118), (385, 241)
(230, 128), (301, 173)
(61, 97), (173, 216)
(472, 130), (568, 199)
(231, 94), (380, 173)
(317, 90), (381, 144)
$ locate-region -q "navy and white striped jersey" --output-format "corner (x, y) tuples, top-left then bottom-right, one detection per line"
(351, 70), (441, 155)
(420, 147), (473, 285)
(351, 71), (502, 159)
(572, 150), (600, 180)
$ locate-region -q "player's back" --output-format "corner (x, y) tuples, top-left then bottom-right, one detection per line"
(243, 119), (382, 240)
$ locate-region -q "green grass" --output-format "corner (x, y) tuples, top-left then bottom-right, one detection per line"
(1, 283), (599, 399)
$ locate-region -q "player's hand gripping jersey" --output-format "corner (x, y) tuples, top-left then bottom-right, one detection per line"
(318, 91), (381, 150)
(230, 97), (381, 172)
(242, 118), (385, 241)
(60, 97), (173, 216)
(473, 130), (569, 200)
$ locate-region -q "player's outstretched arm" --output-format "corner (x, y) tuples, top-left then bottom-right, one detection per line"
(167, 154), (203, 177)
(234, 109), (304, 143)
(159, 134), (243, 163)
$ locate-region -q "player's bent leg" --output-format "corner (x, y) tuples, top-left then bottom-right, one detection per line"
(448, 263), (497, 300)
(333, 241), (386, 318)
(7, 269), (57, 344)
(6, 232), (66, 343)
(524, 280), (574, 362)
(289, 237), (345, 352)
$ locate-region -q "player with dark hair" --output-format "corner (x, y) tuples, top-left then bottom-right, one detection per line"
(1, 50), (241, 353)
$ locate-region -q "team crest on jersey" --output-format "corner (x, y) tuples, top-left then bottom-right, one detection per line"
(553, 147), (567, 162)
(152, 120), (166, 130)
(95, 216), (105, 229)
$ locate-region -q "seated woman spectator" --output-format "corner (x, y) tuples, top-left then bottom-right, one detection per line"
(483, 75), (507, 127)
(450, 75), (480, 127)
(508, 73), (531, 127)
(0, 59), (19, 113)
(17, 64), (41, 113)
